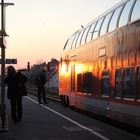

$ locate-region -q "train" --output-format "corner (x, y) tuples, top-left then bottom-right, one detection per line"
(59, 0), (140, 129)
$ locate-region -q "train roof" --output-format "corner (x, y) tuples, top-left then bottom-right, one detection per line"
(86, 0), (128, 27)
(63, 0), (139, 50)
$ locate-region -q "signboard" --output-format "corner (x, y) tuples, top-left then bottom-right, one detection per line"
(99, 47), (106, 57)
(0, 58), (17, 64)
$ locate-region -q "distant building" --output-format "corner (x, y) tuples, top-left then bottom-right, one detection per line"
(26, 58), (59, 93)
(45, 58), (59, 93)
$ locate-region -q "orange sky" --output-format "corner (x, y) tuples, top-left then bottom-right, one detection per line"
(2, 0), (121, 69)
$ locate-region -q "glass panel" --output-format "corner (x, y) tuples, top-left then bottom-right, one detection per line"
(92, 18), (104, 40)
(137, 67), (140, 99)
(102, 71), (110, 96)
(86, 22), (97, 43)
(83, 72), (92, 93)
(118, 0), (134, 27)
(76, 29), (85, 48)
(71, 32), (80, 49)
(131, 0), (140, 22)
(64, 35), (75, 50)
(77, 74), (83, 92)
(100, 12), (112, 36)
(123, 67), (134, 98)
(115, 69), (122, 98)
(108, 6), (123, 32)
(81, 25), (91, 45)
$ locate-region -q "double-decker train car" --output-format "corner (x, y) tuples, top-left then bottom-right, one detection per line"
(59, 0), (140, 129)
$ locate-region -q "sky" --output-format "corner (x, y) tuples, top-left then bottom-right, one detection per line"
(2, 0), (121, 69)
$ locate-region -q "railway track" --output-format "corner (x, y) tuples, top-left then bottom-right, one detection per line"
(27, 87), (60, 102)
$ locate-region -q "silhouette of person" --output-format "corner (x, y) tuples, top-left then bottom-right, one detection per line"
(5, 66), (27, 122)
(36, 69), (47, 104)
(14, 70), (28, 121)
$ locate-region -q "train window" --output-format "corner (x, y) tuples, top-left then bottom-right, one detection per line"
(108, 6), (123, 32)
(63, 39), (69, 50)
(86, 22), (97, 43)
(77, 73), (83, 92)
(123, 67), (134, 98)
(102, 70), (110, 96)
(83, 72), (93, 93)
(71, 32), (80, 49)
(92, 18), (104, 40)
(100, 12), (113, 36)
(64, 35), (75, 50)
(115, 69), (122, 98)
(118, 0), (134, 27)
(131, 0), (140, 22)
(76, 29), (85, 48)
(137, 67), (140, 99)
(81, 25), (91, 46)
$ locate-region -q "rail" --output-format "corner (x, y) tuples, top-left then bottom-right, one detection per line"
(27, 87), (60, 102)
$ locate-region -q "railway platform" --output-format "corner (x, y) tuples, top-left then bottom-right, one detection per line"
(0, 95), (57, 140)
(0, 94), (140, 140)
(0, 86), (59, 133)
(0, 95), (103, 140)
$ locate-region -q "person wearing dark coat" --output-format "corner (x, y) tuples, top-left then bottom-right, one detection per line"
(14, 71), (28, 121)
(5, 66), (27, 122)
(36, 69), (47, 104)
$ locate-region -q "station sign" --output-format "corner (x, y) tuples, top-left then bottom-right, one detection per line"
(0, 58), (17, 64)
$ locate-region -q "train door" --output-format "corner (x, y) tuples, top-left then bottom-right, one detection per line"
(71, 65), (75, 92)
(137, 66), (140, 99)
(70, 56), (76, 106)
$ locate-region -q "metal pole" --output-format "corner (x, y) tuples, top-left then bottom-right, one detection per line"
(0, 0), (14, 129)
(1, 0), (5, 113)
(0, 0), (6, 129)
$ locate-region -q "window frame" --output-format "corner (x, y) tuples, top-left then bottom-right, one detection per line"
(77, 72), (93, 94)
(130, 0), (140, 23)
(108, 5), (123, 32)
(92, 17), (104, 40)
(115, 68), (122, 99)
(71, 32), (80, 49)
(123, 67), (135, 99)
(136, 66), (140, 100)
(100, 12), (113, 36)
(86, 22), (97, 43)
(81, 25), (91, 45)
(76, 29), (85, 48)
(118, 0), (135, 28)
(102, 70), (110, 97)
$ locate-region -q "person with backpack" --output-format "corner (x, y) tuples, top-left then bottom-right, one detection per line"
(36, 69), (47, 104)
(5, 66), (28, 122)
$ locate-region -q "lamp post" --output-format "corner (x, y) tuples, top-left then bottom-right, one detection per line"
(0, 0), (14, 129)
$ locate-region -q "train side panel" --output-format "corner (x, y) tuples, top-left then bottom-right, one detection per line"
(59, 0), (140, 129)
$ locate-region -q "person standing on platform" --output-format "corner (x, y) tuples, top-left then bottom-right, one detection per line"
(5, 66), (28, 122)
(14, 70), (28, 121)
(36, 68), (47, 104)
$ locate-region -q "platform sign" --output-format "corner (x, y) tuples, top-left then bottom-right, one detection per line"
(0, 58), (17, 64)
(11, 59), (17, 64)
(5, 59), (11, 64)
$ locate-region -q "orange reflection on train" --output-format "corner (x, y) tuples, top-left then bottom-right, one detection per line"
(59, 0), (140, 131)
